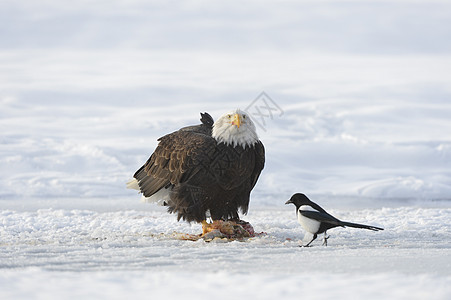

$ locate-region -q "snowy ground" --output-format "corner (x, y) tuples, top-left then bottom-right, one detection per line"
(1, 0), (451, 299)
(1, 207), (450, 299)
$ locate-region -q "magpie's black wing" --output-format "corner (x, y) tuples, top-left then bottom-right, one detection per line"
(300, 211), (384, 231)
(299, 210), (344, 227)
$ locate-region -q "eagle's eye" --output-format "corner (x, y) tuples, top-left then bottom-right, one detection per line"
(227, 114), (232, 119)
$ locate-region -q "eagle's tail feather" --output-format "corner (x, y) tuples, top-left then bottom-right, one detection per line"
(126, 178), (140, 190)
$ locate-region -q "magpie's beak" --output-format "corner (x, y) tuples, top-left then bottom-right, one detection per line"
(285, 200), (293, 205)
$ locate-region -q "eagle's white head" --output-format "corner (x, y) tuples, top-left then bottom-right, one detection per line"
(212, 109), (259, 148)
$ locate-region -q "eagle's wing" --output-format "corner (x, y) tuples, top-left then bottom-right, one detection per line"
(135, 129), (263, 195)
(179, 112), (213, 136)
(250, 141), (265, 190)
(133, 130), (216, 197)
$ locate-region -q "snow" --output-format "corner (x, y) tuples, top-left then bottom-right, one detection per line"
(1, 208), (450, 299)
(1, 0), (451, 299)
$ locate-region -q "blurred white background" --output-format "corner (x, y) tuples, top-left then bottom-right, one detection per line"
(1, 0), (451, 209)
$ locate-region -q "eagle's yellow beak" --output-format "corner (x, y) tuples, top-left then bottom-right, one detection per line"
(231, 113), (241, 128)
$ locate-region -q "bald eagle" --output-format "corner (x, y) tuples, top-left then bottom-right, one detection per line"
(127, 109), (265, 227)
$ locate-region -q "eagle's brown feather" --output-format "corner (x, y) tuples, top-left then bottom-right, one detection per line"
(134, 130), (264, 222)
(132, 112), (264, 223)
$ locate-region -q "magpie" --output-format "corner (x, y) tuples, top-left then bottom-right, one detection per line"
(285, 193), (384, 247)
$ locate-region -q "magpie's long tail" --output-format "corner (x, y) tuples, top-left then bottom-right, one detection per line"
(341, 221), (384, 231)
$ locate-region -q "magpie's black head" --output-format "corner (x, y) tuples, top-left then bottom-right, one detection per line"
(285, 193), (312, 208)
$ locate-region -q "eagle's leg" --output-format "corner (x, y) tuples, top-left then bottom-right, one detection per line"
(322, 231), (329, 246)
(227, 210), (240, 222)
(205, 209), (213, 224)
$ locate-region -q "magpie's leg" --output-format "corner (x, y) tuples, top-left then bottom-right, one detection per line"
(301, 233), (318, 247)
(322, 231), (329, 246)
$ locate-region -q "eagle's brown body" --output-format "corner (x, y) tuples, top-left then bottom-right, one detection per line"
(132, 112), (265, 223)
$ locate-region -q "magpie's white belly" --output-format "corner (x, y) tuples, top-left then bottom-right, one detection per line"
(297, 206), (321, 234)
